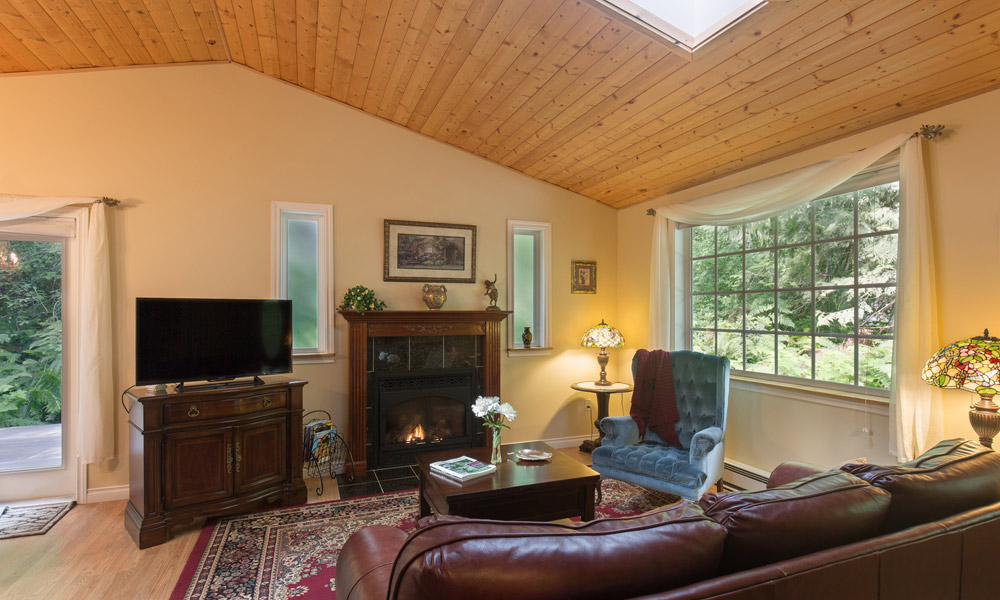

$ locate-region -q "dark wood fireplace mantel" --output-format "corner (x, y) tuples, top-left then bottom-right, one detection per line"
(340, 310), (510, 474)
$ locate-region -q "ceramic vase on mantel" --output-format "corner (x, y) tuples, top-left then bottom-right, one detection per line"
(421, 284), (447, 310)
(490, 427), (502, 465)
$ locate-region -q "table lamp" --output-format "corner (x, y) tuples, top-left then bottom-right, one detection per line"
(581, 319), (625, 386)
(921, 329), (1000, 448)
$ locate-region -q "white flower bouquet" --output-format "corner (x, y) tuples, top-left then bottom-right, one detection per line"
(472, 396), (516, 464)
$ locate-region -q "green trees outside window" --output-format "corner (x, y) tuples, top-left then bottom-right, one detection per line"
(690, 182), (898, 389)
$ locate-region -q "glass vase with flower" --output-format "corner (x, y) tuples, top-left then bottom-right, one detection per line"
(472, 396), (517, 464)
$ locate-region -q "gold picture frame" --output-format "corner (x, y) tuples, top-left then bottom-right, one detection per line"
(571, 260), (597, 294)
(384, 219), (477, 283)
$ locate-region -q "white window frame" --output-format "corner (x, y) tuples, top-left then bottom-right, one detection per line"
(271, 202), (333, 363)
(506, 220), (551, 355)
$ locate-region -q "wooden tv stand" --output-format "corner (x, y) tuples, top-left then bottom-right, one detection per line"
(124, 377), (307, 548)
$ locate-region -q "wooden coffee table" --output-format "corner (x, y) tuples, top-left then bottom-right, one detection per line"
(416, 441), (600, 522)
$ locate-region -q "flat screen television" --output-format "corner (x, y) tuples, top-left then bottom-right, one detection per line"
(135, 298), (293, 386)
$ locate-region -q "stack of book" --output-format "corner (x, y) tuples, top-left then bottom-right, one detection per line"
(430, 456), (497, 482)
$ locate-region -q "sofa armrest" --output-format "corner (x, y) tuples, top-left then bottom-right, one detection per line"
(600, 416), (641, 447)
(335, 525), (407, 600)
(767, 461), (828, 489)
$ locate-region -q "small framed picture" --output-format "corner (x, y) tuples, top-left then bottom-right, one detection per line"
(384, 219), (477, 283)
(571, 260), (596, 294)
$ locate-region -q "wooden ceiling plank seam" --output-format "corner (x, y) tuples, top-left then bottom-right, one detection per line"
(330, 0), (366, 103)
(0, 0), (72, 68)
(268, 0), (292, 80)
(0, 21), (39, 70)
(136, 0), (194, 62)
(0, 39), (24, 70)
(510, 0), (841, 177)
(389, 0), (475, 124)
(549, 0), (939, 189)
(374, 0), (444, 117)
(312, 0), (342, 95)
(4, 0), (92, 66)
(344, 0), (392, 107)
(402, 0), (505, 131)
(443, 0), (588, 147)
(189, 0), (228, 61)
(33, 0), (114, 66)
(88, 0), (156, 63)
(608, 51), (1000, 207)
(472, 15), (642, 159)
(114, 0), (177, 63)
(422, 0), (561, 138)
(64, 0), (140, 66)
(163, 0), (213, 61)
(590, 32), (1000, 203)
(360, 0), (421, 112)
(214, 0), (246, 63)
(575, 2), (1000, 198)
(295, 0), (319, 90)
(230, 0), (263, 70)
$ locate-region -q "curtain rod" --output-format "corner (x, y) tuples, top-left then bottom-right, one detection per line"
(98, 197), (121, 207)
(646, 124), (946, 216)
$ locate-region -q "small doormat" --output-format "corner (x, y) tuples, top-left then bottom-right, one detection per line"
(0, 500), (74, 540)
(171, 480), (679, 600)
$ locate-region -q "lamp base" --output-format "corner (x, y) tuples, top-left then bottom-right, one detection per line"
(970, 393), (1000, 449)
(594, 349), (611, 386)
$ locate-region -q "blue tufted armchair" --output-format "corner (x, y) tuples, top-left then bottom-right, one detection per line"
(591, 350), (730, 502)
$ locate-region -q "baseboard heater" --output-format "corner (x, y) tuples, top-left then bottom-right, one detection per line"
(723, 459), (770, 492)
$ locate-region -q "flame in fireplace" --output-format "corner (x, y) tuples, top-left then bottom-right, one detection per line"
(405, 424), (426, 443)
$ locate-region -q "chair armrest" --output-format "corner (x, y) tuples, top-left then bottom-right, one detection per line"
(599, 416), (641, 447)
(335, 525), (407, 600)
(689, 427), (723, 464)
(766, 461), (828, 489)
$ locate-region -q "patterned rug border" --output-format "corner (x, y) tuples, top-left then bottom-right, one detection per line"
(0, 500), (75, 540)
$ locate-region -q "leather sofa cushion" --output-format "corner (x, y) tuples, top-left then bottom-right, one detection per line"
(387, 503), (726, 600)
(698, 470), (890, 573)
(842, 438), (1000, 532)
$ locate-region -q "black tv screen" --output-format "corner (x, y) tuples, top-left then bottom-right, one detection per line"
(135, 298), (293, 385)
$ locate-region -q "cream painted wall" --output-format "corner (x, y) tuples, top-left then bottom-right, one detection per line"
(617, 88), (1000, 473)
(0, 63), (619, 491)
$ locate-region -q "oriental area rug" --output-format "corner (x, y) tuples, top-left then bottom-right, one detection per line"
(170, 480), (679, 600)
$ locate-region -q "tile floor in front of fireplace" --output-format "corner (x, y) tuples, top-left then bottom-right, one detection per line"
(336, 465), (421, 499)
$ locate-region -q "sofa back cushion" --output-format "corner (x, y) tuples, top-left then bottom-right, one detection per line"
(698, 470), (890, 573)
(387, 503), (725, 600)
(841, 438), (1000, 532)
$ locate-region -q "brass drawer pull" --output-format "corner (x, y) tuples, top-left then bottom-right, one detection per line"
(262, 397), (272, 408)
(187, 405), (200, 418)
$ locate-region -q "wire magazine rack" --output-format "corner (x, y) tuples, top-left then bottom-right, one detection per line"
(303, 410), (355, 496)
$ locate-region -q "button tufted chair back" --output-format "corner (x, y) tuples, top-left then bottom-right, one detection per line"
(631, 350), (729, 448)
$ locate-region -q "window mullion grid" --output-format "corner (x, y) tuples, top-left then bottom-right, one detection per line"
(772, 217), (778, 376)
(853, 190), (860, 386)
(810, 204), (817, 382)
(741, 225), (746, 371)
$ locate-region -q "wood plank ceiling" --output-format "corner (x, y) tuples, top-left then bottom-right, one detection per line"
(2, 0), (1000, 208)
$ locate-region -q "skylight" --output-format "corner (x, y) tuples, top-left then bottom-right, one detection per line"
(597, 1), (768, 51)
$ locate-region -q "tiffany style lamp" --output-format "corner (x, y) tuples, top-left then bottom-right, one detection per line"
(581, 319), (626, 386)
(921, 329), (1000, 448)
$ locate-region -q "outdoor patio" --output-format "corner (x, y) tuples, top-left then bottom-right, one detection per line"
(0, 424), (61, 472)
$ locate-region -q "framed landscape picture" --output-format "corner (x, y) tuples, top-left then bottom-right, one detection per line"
(571, 260), (597, 294)
(384, 220), (477, 283)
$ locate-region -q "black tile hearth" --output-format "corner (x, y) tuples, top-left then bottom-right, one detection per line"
(376, 466), (416, 481)
(335, 465), (420, 498)
(336, 481), (383, 499)
(380, 476), (420, 492)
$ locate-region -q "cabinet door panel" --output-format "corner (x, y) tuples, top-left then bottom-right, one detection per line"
(164, 429), (233, 508)
(235, 417), (287, 494)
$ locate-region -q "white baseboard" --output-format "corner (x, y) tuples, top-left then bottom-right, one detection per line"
(539, 435), (593, 449)
(83, 484), (129, 504)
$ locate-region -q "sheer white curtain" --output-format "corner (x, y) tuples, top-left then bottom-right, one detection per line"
(0, 194), (115, 463)
(647, 132), (940, 460)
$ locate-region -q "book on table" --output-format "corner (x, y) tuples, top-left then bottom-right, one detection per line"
(430, 456), (497, 481)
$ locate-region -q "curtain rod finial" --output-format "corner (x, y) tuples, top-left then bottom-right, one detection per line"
(646, 208), (657, 216)
(917, 124), (945, 140)
(99, 196), (121, 207)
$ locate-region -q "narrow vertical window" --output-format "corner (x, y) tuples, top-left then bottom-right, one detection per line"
(507, 221), (551, 351)
(272, 203), (333, 360)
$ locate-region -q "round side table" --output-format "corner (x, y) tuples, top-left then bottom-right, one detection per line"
(571, 381), (633, 452)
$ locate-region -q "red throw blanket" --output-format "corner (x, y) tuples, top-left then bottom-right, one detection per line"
(630, 349), (681, 447)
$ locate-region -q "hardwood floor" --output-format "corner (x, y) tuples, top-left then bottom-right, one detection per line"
(0, 448), (593, 600)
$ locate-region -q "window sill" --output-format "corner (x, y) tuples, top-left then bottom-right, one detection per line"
(730, 373), (889, 416)
(507, 347), (553, 357)
(293, 353), (336, 365)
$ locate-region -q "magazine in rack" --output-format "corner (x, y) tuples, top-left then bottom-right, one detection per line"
(430, 456), (497, 481)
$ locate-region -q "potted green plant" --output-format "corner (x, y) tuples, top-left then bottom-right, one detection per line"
(338, 285), (387, 314)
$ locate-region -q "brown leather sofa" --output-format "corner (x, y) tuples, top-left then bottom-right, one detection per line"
(336, 439), (1000, 600)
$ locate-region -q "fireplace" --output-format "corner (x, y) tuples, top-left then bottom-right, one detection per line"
(340, 310), (510, 474)
(372, 368), (480, 468)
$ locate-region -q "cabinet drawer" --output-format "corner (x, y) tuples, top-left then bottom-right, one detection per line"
(164, 392), (286, 424)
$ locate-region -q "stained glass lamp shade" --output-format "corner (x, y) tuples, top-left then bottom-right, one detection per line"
(581, 320), (625, 386)
(921, 329), (1000, 448)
